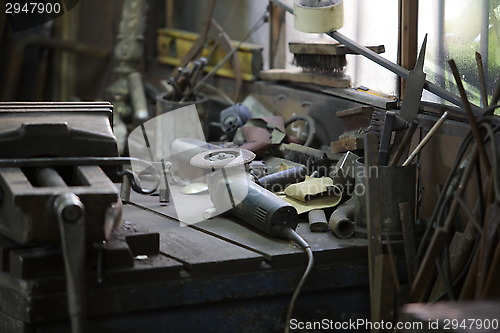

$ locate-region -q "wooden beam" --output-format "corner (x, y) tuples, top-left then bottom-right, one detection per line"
(269, 1), (287, 69)
(398, 0), (419, 98)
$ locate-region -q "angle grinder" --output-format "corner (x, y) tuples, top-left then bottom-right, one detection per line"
(190, 148), (299, 239)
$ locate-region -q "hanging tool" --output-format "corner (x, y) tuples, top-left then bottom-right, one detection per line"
(385, 36), (426, 164)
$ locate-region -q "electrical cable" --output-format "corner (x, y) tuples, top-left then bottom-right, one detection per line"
(281, 227), (314, 333)
(415, 106), (500, 301)
(117, 168), (159, 195)
(416, 109), (500, 265)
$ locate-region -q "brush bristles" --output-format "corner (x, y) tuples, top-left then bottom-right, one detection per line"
(293, 54), (347, 77)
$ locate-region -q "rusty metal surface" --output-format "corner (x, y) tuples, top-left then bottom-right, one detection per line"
(331, 137), (364, 154)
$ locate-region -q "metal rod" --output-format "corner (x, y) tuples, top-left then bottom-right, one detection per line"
(328, 31), (482, 114)
(449, 59), (491, 170)
(403, 111), (448, 166)
(475, 52), (489, 108)
(0, 157), (152, 168)
(35, 167), (67, 187)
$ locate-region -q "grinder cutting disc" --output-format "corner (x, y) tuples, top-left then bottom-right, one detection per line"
(190, 148), (255, 169)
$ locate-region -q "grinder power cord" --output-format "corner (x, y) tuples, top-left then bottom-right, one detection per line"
(190, 148), (314, 332)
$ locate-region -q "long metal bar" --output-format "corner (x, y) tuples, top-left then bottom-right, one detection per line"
(0, 157), (152, 168)
(475, 52), (489, 108)
(449, 59), (491, 170)
(329, 31), (481, 115)
(268, 0), (482, 115)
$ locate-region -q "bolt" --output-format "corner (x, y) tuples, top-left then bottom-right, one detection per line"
(61, 204), (82, 223)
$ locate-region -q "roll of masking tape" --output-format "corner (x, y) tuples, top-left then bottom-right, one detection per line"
(294, 0), (344, 33)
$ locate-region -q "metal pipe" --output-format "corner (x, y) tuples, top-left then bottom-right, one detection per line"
(308, 209), (329, 232)
(35, 167), (67, 187)
(329, 199), (355, 239)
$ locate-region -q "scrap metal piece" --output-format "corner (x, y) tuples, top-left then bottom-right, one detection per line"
(308, 209), (329, 232)
(330, 151), (359, 194)
(329, 198), (355, 239)
(330, 106), (374, 154)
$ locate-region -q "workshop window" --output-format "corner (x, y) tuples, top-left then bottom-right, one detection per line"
(419, 0), (500, 107)
(284, 0), (400, 97)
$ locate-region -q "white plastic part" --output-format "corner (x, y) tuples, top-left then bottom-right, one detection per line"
(294, 0), (344, 33)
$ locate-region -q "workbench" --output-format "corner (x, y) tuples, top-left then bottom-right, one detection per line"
(0, 188), (370, 333)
